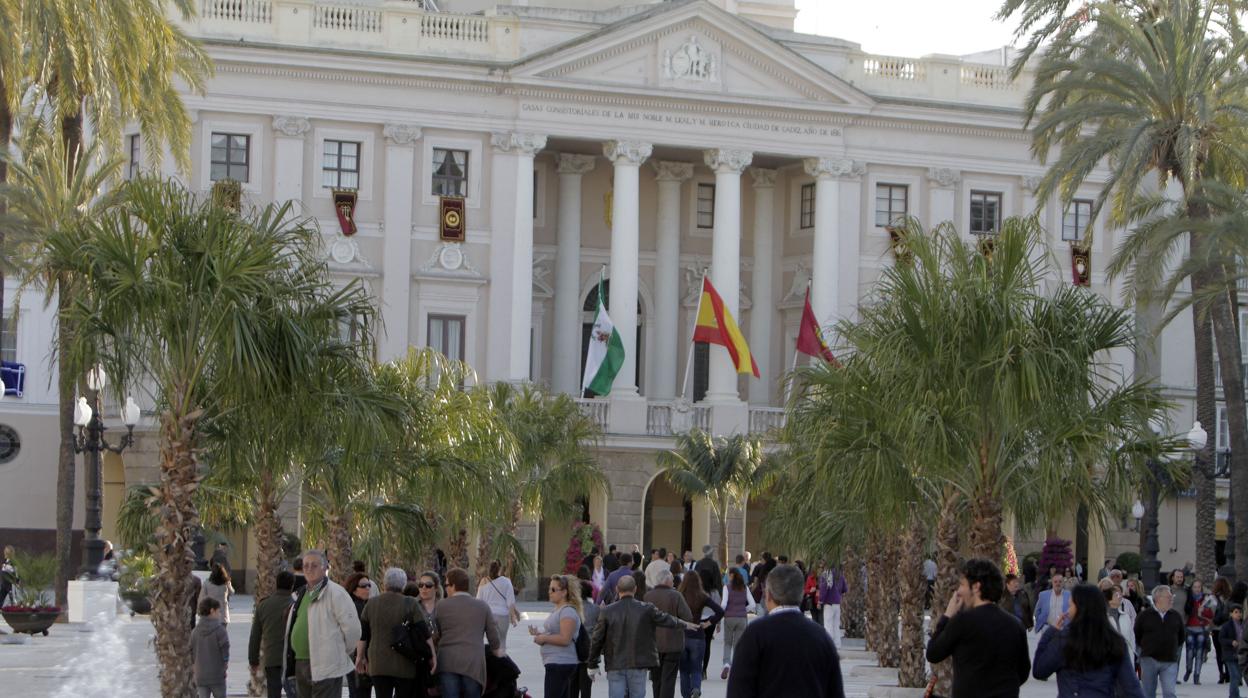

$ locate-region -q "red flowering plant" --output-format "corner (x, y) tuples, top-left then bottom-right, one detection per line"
(1003, 538), (1020, 577)
(565, 522), (604, 574)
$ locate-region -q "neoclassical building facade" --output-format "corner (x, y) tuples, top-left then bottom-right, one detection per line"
(0, 0), (1225, 590)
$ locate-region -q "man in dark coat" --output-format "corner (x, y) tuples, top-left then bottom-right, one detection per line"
(250, 571), (295, 698)
(726, 564), (844, 698)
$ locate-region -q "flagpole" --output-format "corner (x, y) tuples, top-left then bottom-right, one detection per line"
(785, 280), (812, 406)
(680, 268), (708, 401)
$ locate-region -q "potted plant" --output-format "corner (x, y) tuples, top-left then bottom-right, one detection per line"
(117, 551), (155, 616)
(1, 551), (60, 635)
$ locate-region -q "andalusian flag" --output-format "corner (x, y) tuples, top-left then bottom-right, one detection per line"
(693, 277), (760, 377)
(582, 274), (625, 395)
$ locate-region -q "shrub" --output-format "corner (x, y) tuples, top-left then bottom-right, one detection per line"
(2, 551), (59, 612)
(1038, 538), (1074, 575)
(1115, 551), (1142, 575)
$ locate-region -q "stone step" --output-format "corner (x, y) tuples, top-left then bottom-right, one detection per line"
(840, 649), (877, 661)
(866, 686), (927, 698)
(850, 664), (897, 679)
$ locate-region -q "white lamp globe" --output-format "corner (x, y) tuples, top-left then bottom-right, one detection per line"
(73, 396), (93, 427)
(1188, 421), (1208, 451)
(86, 365), (107, 392)
(122, 397), (141, 427)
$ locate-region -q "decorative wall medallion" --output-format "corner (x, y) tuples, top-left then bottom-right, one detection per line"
(0, 424), (20, 464)
(664, 36), (717, 82)
(439, 244), (464, 271)
(330, 237), (359, 265)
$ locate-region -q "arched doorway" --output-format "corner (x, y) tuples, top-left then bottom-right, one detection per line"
(643, 474), (692, 556)
(744, 494), (771, 560)
(581, 279), (643, 396)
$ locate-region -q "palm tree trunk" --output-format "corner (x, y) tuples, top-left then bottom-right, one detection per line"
(0, 98), (10, 344)
(53, 302), (77, 612)
(253, 477), (284, 601)
(931, 490), (962, 698)
(476, 527), (494, 581)
(326, 511), (353, 585)
(718, 500), (730, 571)
(865, 534), (892, 663)
(897, 512), (929, 687)
(878, 535), (903, 668)
(1190, 287), (1217, 583)
(152, 400), (202, 698)
(447, 528), (470, 572)
(501, 497), (524, 578)
(969, 461), (1005, 562)
(841, 546), (866, 639)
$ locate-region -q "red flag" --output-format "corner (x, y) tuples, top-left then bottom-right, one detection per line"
(693, 278), (760, 377)
(797, 288), (838, 365)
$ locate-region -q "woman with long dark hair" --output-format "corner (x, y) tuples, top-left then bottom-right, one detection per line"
(1033, 583), (1145, 697)
(199, 562), (234, 625)
(677, 572), (723, 698)
(1212, 577), (1233, 684)
(1184, 578), (1215, 683)
(720, 566), (755, 680)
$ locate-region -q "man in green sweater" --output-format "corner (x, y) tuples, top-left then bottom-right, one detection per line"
(250, 571), (295, 698)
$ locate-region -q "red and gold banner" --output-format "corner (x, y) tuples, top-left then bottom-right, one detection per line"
(1071, 244), (1091, 286)
(440, 196), (466, 242)
(333, 189), (358, 236)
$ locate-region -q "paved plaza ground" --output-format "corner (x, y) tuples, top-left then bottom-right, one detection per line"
(0, 597), (1237, 697)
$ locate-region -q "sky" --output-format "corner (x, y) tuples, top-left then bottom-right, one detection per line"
(793, 0), (1022, 58)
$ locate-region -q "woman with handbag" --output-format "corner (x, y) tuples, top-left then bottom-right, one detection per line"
(346, 573), (375, 698)
(357, 568), (436, 698)
(476, 560), (519, 652)
(530, 574), (582, 698)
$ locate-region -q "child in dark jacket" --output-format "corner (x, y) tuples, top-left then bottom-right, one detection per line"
(1222, 604), (1245, 698)
(191, 597), (230, 698)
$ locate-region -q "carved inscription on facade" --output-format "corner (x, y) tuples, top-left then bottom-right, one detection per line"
(519, 102), (841, 138)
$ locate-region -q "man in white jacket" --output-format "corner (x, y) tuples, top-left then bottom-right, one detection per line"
(283, 550), (362, 697)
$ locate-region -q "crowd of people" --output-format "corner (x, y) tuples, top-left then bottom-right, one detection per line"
(194, 544), (849, 698)
(927, 554), (1248, 698)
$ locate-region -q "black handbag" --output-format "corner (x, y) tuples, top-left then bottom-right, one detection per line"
(391, 599), (433, 664)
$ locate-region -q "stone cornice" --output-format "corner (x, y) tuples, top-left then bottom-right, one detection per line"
(603, 140), (653, 165)
(491, 131), (547, 154)
(271, 115), (310, 137)
(653, 161), (694, 182)
(704, 148), (753, 174)
(383, 123), (422, 146)
(803, 157), (862, 180)
(749, 167), (778, 188)
(556, 153), (597, 175)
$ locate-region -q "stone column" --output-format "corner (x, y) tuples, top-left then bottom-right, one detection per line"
(378, 123), (421, 362)
(927, 167), (961, 230)
(803, 157), (857, 327)
(271, 115), (309, 206)
(552, 154), (597, 395)
(652, 161), (693, 400)
(748, 168), (777, 405)
(603, 140), (652, 398)
(702, 148), (752, 407)
(486, 132), (547, 382)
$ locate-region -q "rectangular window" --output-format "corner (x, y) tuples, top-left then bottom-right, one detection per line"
(970, 190), (1002, 235)
(127, 134), (141, 180)
(875, 183), (909, 228)
(428, 314), (466, 362)
(1218, 404), (1230, 451)
(210, 132), (250, 183)
(321, 140), (360, 190)
(1062, 199), (1093, 241)
(800, 183), (815, 229)
(696, 183), (716, 229)
(0, 313), (15, 364)
(432, 148), (469, 198)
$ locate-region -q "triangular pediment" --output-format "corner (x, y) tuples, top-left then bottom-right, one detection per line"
(512, 1), (873, 109)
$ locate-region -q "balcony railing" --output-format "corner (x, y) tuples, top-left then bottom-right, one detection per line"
(574, 398), (609, 431)
(748, 407), (786, 435)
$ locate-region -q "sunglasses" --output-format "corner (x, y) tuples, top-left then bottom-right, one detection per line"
(417, 582), (436, 589)
(358, 582), (371, 589)
(549, 586), (564, 593)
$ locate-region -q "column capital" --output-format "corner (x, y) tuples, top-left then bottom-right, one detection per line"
(926, 166), (962, 188)
(748, 167), (778, 189)
(556, 153), (597, 175)
(653, 161), (694, 182)
(1021, 174), (1043, 195)
(703, 148), (753, 174)
(603, 139), (653, 165)
(271, 115), (311, 138)
(803, 157), (863, 180)
(492, 132), (547, 155)
(383, 123), (422, 146)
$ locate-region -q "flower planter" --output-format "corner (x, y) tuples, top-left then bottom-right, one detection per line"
(120, 590), (152, 615)
(1, 608), (60, 636)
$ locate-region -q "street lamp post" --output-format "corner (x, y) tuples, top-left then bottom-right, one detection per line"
(72, 365), (140, 578)
(1139, 421), (1207, 590)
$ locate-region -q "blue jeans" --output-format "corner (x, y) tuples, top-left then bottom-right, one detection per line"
(1230, 660), (1243, 698)
(1141, 656), (1178, 698)
(680, 638), (706, 697)
(439, 672), (482, 698)
(1186, 628), (1208, 680)
(607, 669), (649, 698)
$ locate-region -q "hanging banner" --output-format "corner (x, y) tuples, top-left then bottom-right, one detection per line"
(333, 189), (358, 236)
(440, 196), (466, 242)
(1071, 244), (1091, 286)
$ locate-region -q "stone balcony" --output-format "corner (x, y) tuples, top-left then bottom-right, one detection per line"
(574, 397), (785, 439)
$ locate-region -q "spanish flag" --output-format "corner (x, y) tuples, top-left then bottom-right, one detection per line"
(693, 277), (760, 377)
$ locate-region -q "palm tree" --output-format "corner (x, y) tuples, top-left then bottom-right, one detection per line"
(476, 382), (607, 579)
(657, 429), (772, 569)
(1023, 0), (1248, 580)
(0, 126), (125, 610)
(60, 179), (375, 698)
